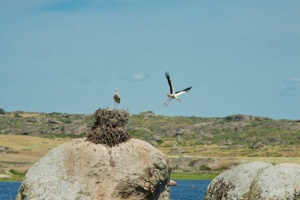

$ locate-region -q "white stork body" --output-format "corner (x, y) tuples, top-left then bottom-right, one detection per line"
(113, 89), (121, 110)
(164, 72), (192, 106)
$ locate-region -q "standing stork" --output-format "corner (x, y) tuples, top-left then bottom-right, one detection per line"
(164, 72), (192, 106)
(113, 88), (121, 110)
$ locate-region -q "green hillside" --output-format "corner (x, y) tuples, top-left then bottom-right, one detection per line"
(1, 110), (300, 180)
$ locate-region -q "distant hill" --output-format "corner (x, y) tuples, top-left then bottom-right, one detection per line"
(1, 110), (300, 147)
(1, 110), (300, 175)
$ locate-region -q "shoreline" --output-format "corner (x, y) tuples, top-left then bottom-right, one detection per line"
(0, 173), (217, 182)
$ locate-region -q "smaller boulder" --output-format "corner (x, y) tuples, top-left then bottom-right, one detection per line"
(205, 162), (300, 200)
(250, 142), (264, 149)
(167, 180), (177, 187)
(48, 119), (62, 124)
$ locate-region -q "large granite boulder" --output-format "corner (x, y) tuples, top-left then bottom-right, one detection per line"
(16, 138), (171, 200)
(205, 162), (300, 200)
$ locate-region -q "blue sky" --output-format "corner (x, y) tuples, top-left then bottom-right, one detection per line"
(1, 0), (299, 119)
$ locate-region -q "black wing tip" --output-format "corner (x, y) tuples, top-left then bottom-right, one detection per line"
(185, 86), (192, 91)
(165, 71), (170, 78)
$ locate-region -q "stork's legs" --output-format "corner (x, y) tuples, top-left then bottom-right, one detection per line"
(164, 98), (181, 106)
(114, 102), (119, 110)
(164, 98), (171, 106)
(164, 98), (172, 106)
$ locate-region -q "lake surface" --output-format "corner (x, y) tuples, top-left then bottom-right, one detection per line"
(0, 180), (211, 200)
(0, 182), (22, 200)
(170, 180), (211, 200)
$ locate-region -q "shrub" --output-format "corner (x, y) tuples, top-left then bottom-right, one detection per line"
(0, 108), (5, 115)
(199, 165), (211, 171)
(61, 118), (72, 123)
(157, 139), (164, 144)
(14, 112), (22, 117)
(188, 160), (197, 167)
(9, 169), (24, 176)
(224, 116), (234, 121)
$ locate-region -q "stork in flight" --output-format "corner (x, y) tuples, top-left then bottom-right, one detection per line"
(113, 88), (121, 110)
(164, 72), (192, 106)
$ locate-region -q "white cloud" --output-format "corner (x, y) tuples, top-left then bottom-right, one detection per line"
(132, 73), (145, 81)
(284, 77), (300, 83)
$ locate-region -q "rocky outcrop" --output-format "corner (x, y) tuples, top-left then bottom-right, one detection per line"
(16, 138), (171, 200)
(224, 114), (253, 122)
(205, 162), (300, 200)
(17, 109), (171, 200)
(169, 156), (229, 172)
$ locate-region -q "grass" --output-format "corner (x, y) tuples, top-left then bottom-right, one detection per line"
(0, 170), (25, 182)
(0, 135), (70, 173)
(158, 144), (300, 158)
(170, 173), (218, 180)
(1, 111), (300, 182)
(2, 171), (218, 181)
(1, 135), (300, 174)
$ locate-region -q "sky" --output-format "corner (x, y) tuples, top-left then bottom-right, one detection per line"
(1, 0), (300, 120)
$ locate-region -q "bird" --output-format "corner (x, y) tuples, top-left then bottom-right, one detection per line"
(113, 88), (121, 110)
(164, 72), (192, 106)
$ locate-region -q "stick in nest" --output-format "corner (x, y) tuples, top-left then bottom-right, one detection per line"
(86, 109), (131, 146)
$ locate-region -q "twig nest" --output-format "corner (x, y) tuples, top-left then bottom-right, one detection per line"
(86, 109), (131, 146)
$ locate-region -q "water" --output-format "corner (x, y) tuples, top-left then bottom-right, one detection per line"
(0, 182), (21, 200)
(0, 180), (211, 200)
(170, 180), (211, 200)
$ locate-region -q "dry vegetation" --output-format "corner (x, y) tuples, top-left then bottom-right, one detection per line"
(159, 144), (300, 157)
(1, 110), (300, 180)
(0, 135), (69, 172)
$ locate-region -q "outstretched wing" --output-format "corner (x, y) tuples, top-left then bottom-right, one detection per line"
(175, 86), (192, 96)
(165, 72), (174, 94)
